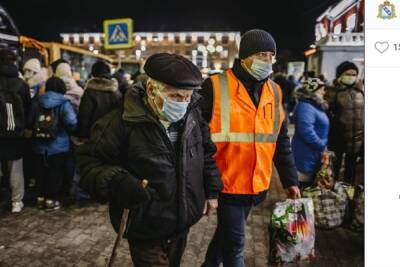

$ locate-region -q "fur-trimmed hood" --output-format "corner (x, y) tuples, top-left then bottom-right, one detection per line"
(60, 76), (84, 111)
(295, 88), (329, 111)
(85, 77), (118, 92)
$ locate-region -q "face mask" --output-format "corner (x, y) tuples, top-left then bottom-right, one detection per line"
(248, 58), (273, 81)
(340, 75), (357, 86)
(153, 89), (189, 122)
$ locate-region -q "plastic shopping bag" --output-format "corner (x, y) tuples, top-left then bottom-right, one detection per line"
(269, 198), (315, 265)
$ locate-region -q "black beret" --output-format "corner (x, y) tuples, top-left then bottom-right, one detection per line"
(144, 53), (203, 90)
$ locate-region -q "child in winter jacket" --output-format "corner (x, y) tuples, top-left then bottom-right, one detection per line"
(29, 77), (77, 210)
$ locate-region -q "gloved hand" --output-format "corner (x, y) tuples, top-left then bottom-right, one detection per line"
(114, 176), (152, 209)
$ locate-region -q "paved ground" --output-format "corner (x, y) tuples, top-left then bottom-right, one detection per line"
(0, 170), (364, 267)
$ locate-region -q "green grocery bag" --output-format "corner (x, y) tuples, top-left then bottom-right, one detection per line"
(269, 198), (316, 265)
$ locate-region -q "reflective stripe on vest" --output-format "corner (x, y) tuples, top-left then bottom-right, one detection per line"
(211, 73), (280, 143)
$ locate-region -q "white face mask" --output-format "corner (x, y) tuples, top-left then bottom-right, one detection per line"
(248, 58), (273, 81)
(340, 75), (357, 86)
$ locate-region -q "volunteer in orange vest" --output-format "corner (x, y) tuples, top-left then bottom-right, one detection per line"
(200, 29), (301, 267)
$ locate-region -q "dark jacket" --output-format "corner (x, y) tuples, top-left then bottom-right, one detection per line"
(274, 73), (294, 106)
(77, 77), (122, 138)
(29, 91), (77, 156)
(200, 60), (298, 205)
(325, 80), (364, 153)
(292, 89), (329, 173)
(76, 84), (222, 244)
(0, 64), (31, 160)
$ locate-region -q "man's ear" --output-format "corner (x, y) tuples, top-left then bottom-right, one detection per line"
(146, 81), (154, 98)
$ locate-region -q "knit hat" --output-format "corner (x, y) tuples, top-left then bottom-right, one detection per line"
(91, 61), (111, 79)
(336, 61), (359, 78)
(239, 29), (276, 59)
(50, 58), (69, 73)
(23, 58), (41, 73)
(55, 62), (72, 78)
(45, 76), (67, 95)
(302, 78), (325, 92)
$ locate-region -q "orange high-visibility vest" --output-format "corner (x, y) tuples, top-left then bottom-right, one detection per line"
(209, 69), (285, 194)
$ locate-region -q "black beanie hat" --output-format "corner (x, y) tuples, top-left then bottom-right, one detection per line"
(336, 61), (359, 78)
(91, 61), (111, 79)
(239, 29), (276, 59)
(45, 76), (67, 95)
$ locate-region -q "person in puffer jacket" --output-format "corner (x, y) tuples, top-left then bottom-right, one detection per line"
(325, 61), (364, 184)
(76, 61), (122, 139)
(54, 62), (84, 112)
(291, 78), (330, 189)
(29, 77), (77, 210)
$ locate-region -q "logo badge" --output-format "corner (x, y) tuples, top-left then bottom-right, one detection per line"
(378, 1), (397, 20)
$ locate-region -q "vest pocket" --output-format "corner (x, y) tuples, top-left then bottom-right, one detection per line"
(264, 103), (273, 119)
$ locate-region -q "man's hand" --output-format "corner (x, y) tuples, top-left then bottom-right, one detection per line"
(287, 186), (301, 199)
(141, 179), (148, 188)
(203, 199), (218, 216)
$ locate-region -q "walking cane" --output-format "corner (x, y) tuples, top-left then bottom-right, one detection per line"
(106, 179), (148, 267)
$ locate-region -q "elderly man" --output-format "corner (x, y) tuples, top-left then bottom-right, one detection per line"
(77, 53), (222, 267)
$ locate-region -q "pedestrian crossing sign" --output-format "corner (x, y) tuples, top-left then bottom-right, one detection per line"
(103, 18), (133, 49)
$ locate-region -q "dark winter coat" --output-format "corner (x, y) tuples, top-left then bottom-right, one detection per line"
(292, 89), (330, 173)
(325, 80), (364, 153)
(76, 83), (222, 244)
(77, 77), (122, 138)
(0, 64), (31, 160)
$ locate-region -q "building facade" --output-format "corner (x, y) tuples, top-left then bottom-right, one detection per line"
(60, 31), (240, 75)
(307, 0), (365, 82)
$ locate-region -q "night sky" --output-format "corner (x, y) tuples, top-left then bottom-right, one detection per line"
(1, 0), (340, 57)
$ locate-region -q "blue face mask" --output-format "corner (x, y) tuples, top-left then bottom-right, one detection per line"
(154, 89), (190, 122)
(249, 58), (273, 81)
(162, 98), (189, 122)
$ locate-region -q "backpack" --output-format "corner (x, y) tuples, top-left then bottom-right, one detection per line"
(0, 80), (25, 138)
(32, 105), (60, 140)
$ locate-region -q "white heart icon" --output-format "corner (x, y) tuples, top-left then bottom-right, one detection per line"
(375, 41), (389, 54)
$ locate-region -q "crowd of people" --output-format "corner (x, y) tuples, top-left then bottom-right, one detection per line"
(0, 28), (364, 267)
(274, 61), (365, 189)
(0, 49), (127, 212)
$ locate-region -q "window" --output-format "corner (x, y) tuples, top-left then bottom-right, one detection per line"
(346, 13), (356, 32)
(333, 23), (342, 34)
(198, 36), (204, 44)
